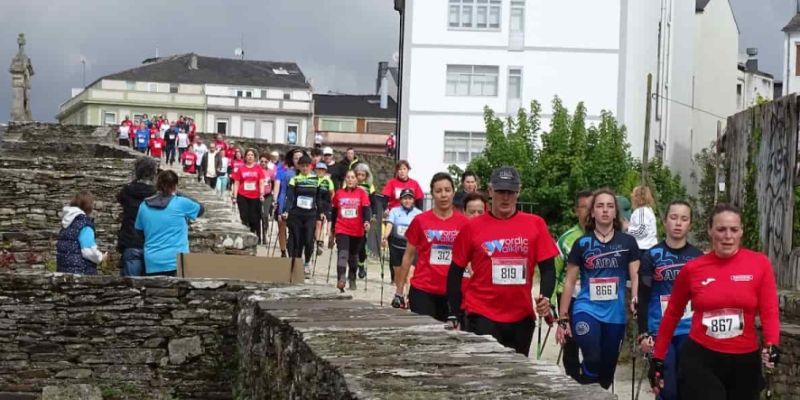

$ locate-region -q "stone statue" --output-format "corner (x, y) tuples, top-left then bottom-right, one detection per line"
(9, 33), (34, 121)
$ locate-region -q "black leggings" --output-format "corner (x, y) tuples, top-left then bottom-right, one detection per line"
(408, 286), (448, 322)
(165, 145), (176, 164)
(335, 234), (363, 282)
(464, 313), (536, 357)
(237, 195), (262, 242)
(288, 213), (316, 263)
(678, 338), (763, 400)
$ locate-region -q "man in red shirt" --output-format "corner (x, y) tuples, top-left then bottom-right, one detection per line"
(180, 147), (197, 174)
(447, 166), (558, 356)
(385, 132), (396, 156)
(149, 134), (165, 159)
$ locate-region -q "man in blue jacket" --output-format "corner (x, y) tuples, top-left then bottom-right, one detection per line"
(134, 122), (150, 153)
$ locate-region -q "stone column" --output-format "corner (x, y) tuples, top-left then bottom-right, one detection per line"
(9, 33), (34, 121)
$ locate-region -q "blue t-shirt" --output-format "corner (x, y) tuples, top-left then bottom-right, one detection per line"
(568, 231), (640, 324)
(640, 241), (703, 336)
(277, 167), (296, 213)
(134, 195), (201, 273)
(77, 226), (96, 249)
(135, 128), (150, 149)
(386, 206), (422, 245)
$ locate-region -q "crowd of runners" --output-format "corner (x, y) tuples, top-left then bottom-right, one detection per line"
(53, 118), (783, 399)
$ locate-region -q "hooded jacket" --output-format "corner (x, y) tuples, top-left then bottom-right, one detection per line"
(117, 181), (157, 250)
(56, 206), (104, 273)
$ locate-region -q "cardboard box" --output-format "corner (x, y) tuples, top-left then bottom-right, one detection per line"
(176, 253), (305, 284)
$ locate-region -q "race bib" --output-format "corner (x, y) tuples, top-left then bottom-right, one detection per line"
(491, 258), (526, 285)
(394, 188), (402, 199)
(154, 143), (161, 149)
(169, 134), (175, 140)
(702, 308), (744, 339)
(185, 159), (193, 166)
(660, 295), (693, 320)
(429, 244), (452, 265)
(138, 138), (144, 143)
(589, 277), (618, 301)
(396, 225), (408, 237)
(297, 196), (313, 210)
(341, 207), (357, 219)
(243, 182), (256, 191)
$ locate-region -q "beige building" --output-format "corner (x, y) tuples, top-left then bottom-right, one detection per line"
(56, 53), (314, 146)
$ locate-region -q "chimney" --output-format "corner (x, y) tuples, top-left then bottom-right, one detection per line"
(380, 74), (389, 110)
(745, 48), (758, 72)
(188, 54), (198, 70)
(377, 61), (389, 94)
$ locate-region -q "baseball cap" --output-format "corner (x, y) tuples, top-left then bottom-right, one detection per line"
(399, 188), (415, 199)
(270, 150), (279, 157)
(489, 166), (521, 192)
(315, 162), (328, 170)
(322, 146), (334, 155)
(616, 195), (632, 220)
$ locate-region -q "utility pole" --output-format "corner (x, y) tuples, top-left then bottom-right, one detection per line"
(713, 120), (722, 204)
(642, 73), (653, 185)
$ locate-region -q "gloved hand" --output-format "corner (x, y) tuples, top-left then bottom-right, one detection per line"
(762, 344), (780, 369)
(648, 357), (665, 395)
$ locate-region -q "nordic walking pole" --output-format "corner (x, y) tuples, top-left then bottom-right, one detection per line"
(635, 353), (648, 400)
(537, 315), (554, 360)
(326, 243), (335, 283)
(379, 246), (386, 307)
(556, 346), (563, 366)
(536, 316), (543, 360)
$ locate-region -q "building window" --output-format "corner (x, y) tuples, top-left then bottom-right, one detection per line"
(508, 68), (522, 99)
(287, 124), (299, 144)
(235, 89), (253, 98)
(216, 119), (229, 134)
(446, 65), (499, 96)
(126, 81), (136, 91)
(444, 131), (486, 163)
(367, 121), (395, 134)
(283, 93), (291, 100)
(148, 82), (158, 92)
(103, 112), (117, 125)
(133, 114), (144, 125)
(319, 118), (356, 132)
(170, 83), (178, 93)
(448, 0), (501, 30)
(796, 44), (800, 76)
(510, 1), (525, 32)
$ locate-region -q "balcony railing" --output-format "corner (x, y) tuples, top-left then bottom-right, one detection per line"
(58, 89), (205, 113)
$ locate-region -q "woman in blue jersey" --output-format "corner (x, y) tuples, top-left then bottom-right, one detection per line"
(274, 149), (304, 258)
(636, 200), (702, 400)
(555, 188), (640, 389)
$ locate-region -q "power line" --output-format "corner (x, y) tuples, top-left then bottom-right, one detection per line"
(651, 92), (729, 120)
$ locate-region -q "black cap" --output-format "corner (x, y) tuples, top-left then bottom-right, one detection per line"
(297, 154), (312, 165)
(489, 166), (521, 192)
(399, 188), (415, 199)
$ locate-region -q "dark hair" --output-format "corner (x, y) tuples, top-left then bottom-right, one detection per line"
(430, 172), (455, 191)
(244, 148), (258, 161)
(463, 191), (488, 207)
(311, 148), (323, 157)
(297, 154), (312, 165)
(461, 170), (478, 184)
(574, 190), (593, 207)
(394, 160), (411, 174)
(156, 170), (179, 194)
(707, 202), (741, 228)
(284, 149), (302, 168)
(70, 190), (95, 215)
(346, 147), (355, 153)
(665, 200), (693, 221)
(133, 157), (158, 182)
(585, 188), (622, 232)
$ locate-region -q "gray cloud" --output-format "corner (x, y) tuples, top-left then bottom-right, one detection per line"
(0, 0), (398, 121)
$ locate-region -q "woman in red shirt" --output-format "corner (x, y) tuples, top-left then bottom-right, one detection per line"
(229, 148), (245, 191)
(231, 148), (266, 243)
(381, 160), (424, 211)
(395, 172), (468, 322)
(149, 134), (165, 159)
(330, 170), (372, 292)
(180, 147), (197, 174)
(649, 203), (780, 400)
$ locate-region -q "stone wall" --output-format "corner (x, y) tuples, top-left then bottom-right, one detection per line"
(0, 271), (254, 399)
(0, 123), (257, 273)
(0, 272), (616, 399)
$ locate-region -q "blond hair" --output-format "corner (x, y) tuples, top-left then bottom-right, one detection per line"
(631, 185), (655, 209)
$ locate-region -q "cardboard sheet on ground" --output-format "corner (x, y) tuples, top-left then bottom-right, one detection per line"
(177, 253), (304, 284)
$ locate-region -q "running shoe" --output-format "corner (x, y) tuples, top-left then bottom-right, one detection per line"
(304, 262), (311, 277)
(349, 278), (357, 291)
(358, 263), (366, 279)
(336, 280), (346, 293)
(391, 294), (406, 309)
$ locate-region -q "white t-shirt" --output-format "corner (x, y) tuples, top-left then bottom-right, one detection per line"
(159, 123), (169, 135)
(205, 151), (219, 178)
(194, 144), (208, 166)
(627, 206), (658, 250)
(177, 132), (189, 148)
(118, 125), (130, 139)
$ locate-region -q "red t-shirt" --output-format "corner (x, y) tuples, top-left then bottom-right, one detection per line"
(149, 137), (165, 157)
(654, 249), (780, 358)
(261, 166), (275, 195)
(382, 178), (424, 210)
(149, 128), (157, 140)
(224, 148), (236, 160)
(452, 212), (559, 323)
(386, 137), (395, 148)
(181, 152), (197, 173)
(332, 188), (371, 237)
(405, 210), (469, 296)
(215, 140), (228, 152)
(231, 164), (266, 199)
(231, 159), (245, 176)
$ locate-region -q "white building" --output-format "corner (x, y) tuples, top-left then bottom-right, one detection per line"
(57, 53), (314, 146)
(782, 13), (800, 96)
(397, 0), (739, 191)
(737, 58), (774, 111)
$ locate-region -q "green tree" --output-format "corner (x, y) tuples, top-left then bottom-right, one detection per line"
(691, 142), (725, 247)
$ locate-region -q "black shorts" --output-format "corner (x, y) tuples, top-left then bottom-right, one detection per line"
(464, 313), (535, 357)
(408, 286), (448, 322)
(678, 338), (764, 400)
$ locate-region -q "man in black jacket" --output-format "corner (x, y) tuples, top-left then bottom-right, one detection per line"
(199, 142), (224, 189)
(116, 157), (157, 277)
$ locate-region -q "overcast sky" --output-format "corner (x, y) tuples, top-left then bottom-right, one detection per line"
(0, 0), (399, 121)
(0, 1), (796, 122)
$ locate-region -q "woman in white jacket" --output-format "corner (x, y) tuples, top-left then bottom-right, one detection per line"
(627, 185), (658, 250)
(56, 191), (105, 274)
